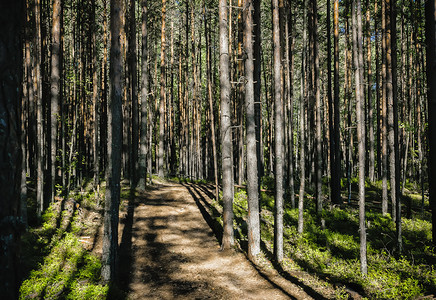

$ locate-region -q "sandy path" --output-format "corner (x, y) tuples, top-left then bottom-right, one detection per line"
(118, 180), (316, 299)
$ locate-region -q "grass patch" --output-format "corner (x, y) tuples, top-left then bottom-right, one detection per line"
(210, 177), (436, 299)
(20, 187), (108, 300)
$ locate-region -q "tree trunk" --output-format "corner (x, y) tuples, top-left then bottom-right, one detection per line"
(35, 0), (44, 218)
(254, 0), (263, 193)
(425, 0), (436, 246)
(381, 0), (389, 214)
(130, 0), (139, 186)
(139, 0), (149, 190)
(158, 0), (166, 178)
(244, 0), (261, 260)
(273, 0), (284, 262)
(0, 3), (23, 298)
(298, 0), (308, 235)
(366, 0), (375, 182)
(50, 0), (61, 203)
(352, 0), (367, 275)
(102, 0), (123, 283)
(313, 0), (323, 214)
(219, 0), (235, 249)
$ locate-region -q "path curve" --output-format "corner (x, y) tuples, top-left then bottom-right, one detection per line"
(118, 180), (315, 299)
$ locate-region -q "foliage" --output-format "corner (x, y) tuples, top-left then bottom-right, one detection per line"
(208, 182), (436, 299)
(19, 188), (108, 300)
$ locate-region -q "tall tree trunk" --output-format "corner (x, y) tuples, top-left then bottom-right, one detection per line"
(330, 0), (341, 204)
(425, 0), (436, 246)
(298, 0), (308, 235)
(130, 0), (139, 186)
(0, 3), (23, 298)
(204, 5), (219, 199)
(158, 0), (166, 178)
(381, 0), (389, 214)
(244, 0), (261, 260)
(313, 0), (323, 214)
(352, 0), (367, 275)
(366, 0), (375, 182)
(139, 0), (148, 189)
(386, 0), (402, 252)
(35, 0), (44, 218)
(92, 0), (100, 191)
(102, 0), (123, 283)
(50, 0), (61, 203)
(219, 0), (235, 249)
(285, 1), (295, 208)
(254, 0), (263, 193)
(273, 0), (284, 262)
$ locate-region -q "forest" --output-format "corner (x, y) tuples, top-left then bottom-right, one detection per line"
(1, 0), (436, 298)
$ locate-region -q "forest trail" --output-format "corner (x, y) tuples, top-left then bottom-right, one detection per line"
(116, 179), (318, 300)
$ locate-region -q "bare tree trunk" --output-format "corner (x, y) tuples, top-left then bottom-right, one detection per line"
(139, 0), (148, 190)
(352, 0), (367, 275)
(273, 0), (284, 262)
(0, 3), (23, 297)
(35, 0), (44, 218)
(49, 0), (61, 203)
(425, 0), (436, 246)
(219, 0), (235, 250)
(130, 0), (139, 186)
(382, 0), (389, 214)
(298, 0), (308, 235)
(158, 0), (166, 178)
(102, 0), (123, 283)
(313, 0), (323, 214)
(243, 0), (261, 260)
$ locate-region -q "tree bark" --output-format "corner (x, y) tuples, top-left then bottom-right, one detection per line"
(273, 0), (284, 262)
(244, 0), (261, 260)
(352, 0), (367, 275)
(219, 0), (235, 250)
(425, 0), (436, 246)
(139, 0), (149, 190)
(50, 0), (61, 203)
(158, 0), (166, 178)
(298, 0), (308, 235)
(130, 0), (139, 186)
(0, 3), (23, 298)
(102, 0), (123, 283)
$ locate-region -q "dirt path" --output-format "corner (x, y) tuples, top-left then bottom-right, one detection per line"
(117, 180), (319, 300)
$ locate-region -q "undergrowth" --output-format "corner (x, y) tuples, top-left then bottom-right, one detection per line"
(211, 178), (436, 300)
(19, 187), (108, 300)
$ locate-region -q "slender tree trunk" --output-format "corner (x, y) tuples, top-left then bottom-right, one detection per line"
(313, 0), (323, 214)
(298, 0), (308, 235)
(130, 0), (139, 186)
(382, 0), (389, 214)
(139, 0), (148, 189)
(35, 0), (44, 218)
(102, 0), (123, 283)
(204, 5), (219, 199)
(254, 0), (263, 193)
(50, 0), (61, 203)
(273, 0), (284, 262)
(0, 3), (23, 298)
(91, 0), (100, 192)
(244, 0), (261, 260)
(352, 0), (367, 275)
(366, 0), (375, 182)
(285, 1), (295, 208)
(425, 0), (436, 246)
(158, 0), (166, 178)
(219, 0), (235, 249)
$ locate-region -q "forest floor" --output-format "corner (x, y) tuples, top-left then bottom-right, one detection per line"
(95, 178), (336, 300)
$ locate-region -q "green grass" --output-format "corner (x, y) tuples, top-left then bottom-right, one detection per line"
(20, 188), (108, 300)
(211, 177), (436, 299)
